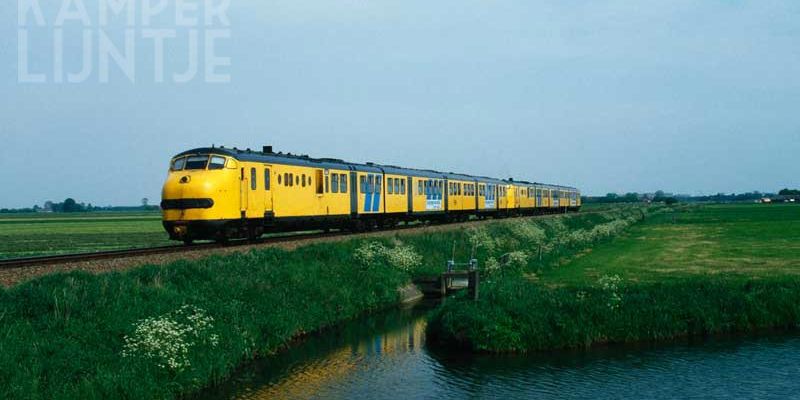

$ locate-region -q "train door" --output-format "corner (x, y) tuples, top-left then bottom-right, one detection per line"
(239, 167), (248, 218)
(246, 166), (265, 219)
(263, 165), (273, 213)
(407, 176), (414, 213)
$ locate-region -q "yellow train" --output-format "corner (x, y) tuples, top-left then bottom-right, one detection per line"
(161, 146), (581, 243)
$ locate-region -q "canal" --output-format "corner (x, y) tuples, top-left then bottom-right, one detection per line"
(199, 302), (800, 399)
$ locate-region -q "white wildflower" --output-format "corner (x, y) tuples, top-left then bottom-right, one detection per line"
(122, 305), (218, 371)
(466, 226), (497, 254)
(597, 274), (624, 310)
(355, 241), (422, 272)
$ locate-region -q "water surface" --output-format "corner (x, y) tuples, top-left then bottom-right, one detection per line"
(199, 304), (800, 399)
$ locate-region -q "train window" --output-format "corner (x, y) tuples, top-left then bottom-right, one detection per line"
(185, 155), (209, 170)
(295, 175), (300, 186)
(376, 176), (382, 194)
(301, 175), (306, 187)
(418, 181), (423, 196)
(284, 173), (289, 186)
(170, 157), (186, 171)
(278, 174), (282, 185)
(360, 176), (367, 193)
(424, 181), (430, 196)
(325, 176), (330, 193)
(400, 179), (406, 195)
(264, 169), (270, 191)
(394, 178), (400, 195)
(340, 174), (348, 193)
(387, 178), (394, 194)
(316, 170), (324, 194)
(331, 174), (339, 193)
(250, 168), (257, 190)
(367, 175), (374, 193)
(209, 156), (226, 170)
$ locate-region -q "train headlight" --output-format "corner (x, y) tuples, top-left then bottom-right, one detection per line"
(173, 225), (188, 237)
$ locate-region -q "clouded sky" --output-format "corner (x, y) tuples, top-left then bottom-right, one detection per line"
(1, 1), (799, 207)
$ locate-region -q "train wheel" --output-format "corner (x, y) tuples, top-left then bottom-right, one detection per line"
(183, 239), (194, 245)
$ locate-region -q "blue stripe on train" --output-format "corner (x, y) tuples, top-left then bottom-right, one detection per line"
(364, 190), (372, 212)
(372, 192), (380, 212)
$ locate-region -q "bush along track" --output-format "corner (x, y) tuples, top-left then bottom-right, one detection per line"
(428, 204), (800, 353)
(0, 206), (649, 399)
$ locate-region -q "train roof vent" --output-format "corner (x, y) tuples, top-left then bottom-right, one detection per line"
(262, 146), (273, 154)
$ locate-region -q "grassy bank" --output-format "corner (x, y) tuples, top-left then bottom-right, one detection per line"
(0, 208), (646, 399)
(0, 243), (408, 399)
(429, 204), (800, 352)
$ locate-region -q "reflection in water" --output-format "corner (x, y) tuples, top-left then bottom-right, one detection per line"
(199, 303), (800, 400)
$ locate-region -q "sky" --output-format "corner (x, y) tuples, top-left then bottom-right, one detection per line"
(1, 0), (799, 208)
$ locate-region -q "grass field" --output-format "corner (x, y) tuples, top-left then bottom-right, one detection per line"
(429, 203), (800, 353)
(542, 204), (800, 285)
(0, 206), (646, 399)
(0, 212), (172, 259)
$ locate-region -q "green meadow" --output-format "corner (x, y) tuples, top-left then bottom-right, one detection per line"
(0, 207), (645, 399)
(429, 203), (800, 353)
(5, 204), (797, 398)
(0, 212), (171, 259)
(542, 204), (800, 285)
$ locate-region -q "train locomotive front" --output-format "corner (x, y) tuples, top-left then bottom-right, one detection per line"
(161, 148), (249, 243)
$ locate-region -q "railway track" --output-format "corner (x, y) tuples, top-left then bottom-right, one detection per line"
(0, 232), (338, 270)
(0, 210), (603, 271)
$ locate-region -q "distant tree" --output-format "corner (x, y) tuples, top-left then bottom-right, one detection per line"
(665, 197), (679, 205)
(62, 198), (83, 213)
(623, 193), (640, 203)
(655, 190), (666, 198)
(779, 188), (800, 196)
(142, 198), (149, 208)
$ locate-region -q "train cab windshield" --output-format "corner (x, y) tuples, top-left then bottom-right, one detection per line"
(170, 155), (228, 171)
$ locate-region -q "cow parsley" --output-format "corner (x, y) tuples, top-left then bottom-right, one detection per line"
(122, 305), (218, 371)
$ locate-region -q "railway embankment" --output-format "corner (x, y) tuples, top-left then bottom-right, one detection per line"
(428, 204), (800, 353)
(0, 206), (652, 399)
